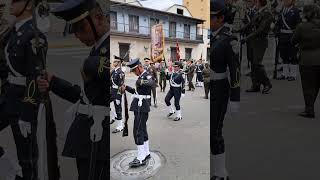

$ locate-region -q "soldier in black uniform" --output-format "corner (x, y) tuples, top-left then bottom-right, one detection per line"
(242, 0), (257, 76)
(121, 58), (155, 168)
(144, 57), (158, 107)
(111, 56), (125, 133)
(0, 0), (49, 179)
(195, 59), (204, 87)
(274, 0), (301, 81)
(185, 59), (195, 91)
(38, 1), (109, 179)
(211, 0), (240, 179)
(165, 61), (185, 121)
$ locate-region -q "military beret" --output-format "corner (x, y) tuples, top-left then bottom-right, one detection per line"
(211, 0), (226, 16)
(114, 55), (123, 62)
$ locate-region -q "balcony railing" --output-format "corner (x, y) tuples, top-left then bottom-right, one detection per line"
(111, 21), (203, 42)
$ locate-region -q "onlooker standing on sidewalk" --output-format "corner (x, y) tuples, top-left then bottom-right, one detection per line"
(202, 63), (211, 99)
(292, 4), (320, 119)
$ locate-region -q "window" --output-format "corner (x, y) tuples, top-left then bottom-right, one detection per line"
(171, 47), (177, 61)
(184, 24), (190, 39)
(110, 11), (117, 30)
(185, 48), (192, 60)
(169, 22), (176, 38)
(129, 15), (139, 33)
(177, 8), (184, 15)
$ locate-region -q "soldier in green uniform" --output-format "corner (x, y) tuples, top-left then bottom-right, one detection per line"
(237, 0), (273, 94)
(202, 63), (211, 99)
(292, 4), (320, 118)
(158, 60), (167, 92)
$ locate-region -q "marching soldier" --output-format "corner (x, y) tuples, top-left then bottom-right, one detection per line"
(242, 0), (257, 76)
(144, 57), (158, 107)
(38, 1), (109, 179)
(274, 0), (301, 81)
(202, 63), (211, 99)
(111, 56), (125, 133)
(237, 0), (273, 94)
(0, 0), (50, 179)
(121, 58), (155, 168)
(185, 59), (195, 91)
(195, 59), (204, 87)
(211, 0), (240, 179)
(292, 4), (320, 119)
(158, 60), (167, 92)
(165, 61), (185, 121)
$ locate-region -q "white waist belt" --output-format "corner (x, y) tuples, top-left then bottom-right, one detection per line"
(170, 82), (182, 88)
(112, 85), (119, 89)
(280, 29), (293, 34)
(212, 72), (228, 80)
(77, 104), (109, 117)
(132, 94), (151, 107)
(8, 75), (26, 86)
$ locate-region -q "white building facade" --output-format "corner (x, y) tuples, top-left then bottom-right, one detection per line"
(110, 1), (205, 63)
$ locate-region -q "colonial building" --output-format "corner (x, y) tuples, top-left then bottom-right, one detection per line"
(110, 0), (205, 62)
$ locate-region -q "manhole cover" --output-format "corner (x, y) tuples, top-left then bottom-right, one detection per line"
(110, 150), (165, 180)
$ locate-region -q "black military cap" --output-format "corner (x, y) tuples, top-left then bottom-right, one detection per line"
(211, 0), (226, 16)
(114, 55), (123, 62)
(51, 0), (96, 24)
(127, 58), (141, 70)
(173, 61), (183, 68)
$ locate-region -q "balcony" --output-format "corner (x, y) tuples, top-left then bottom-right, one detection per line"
(111, 21), (203, 43)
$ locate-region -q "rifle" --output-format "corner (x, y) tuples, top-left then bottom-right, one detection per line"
(117, 45), (134, 137)
(31, 0), (60, 179)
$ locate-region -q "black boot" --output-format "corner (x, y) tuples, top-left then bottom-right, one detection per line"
(298, 111), (315, 119)
(167, 112), (175, 118)
(262, 84), (272, 94)
(129, 158), (147, 168)
(211, 176), (230, 180)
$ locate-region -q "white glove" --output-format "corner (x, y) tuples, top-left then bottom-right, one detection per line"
(18, 120), (31, 138)
(181, 93), (185, 98)
(0, 151), (22, 180)
(165, 69), (169, 73)
(229, 101), (240, 114)
(116, 99), (120, 105)
(91, 106), (105, 142)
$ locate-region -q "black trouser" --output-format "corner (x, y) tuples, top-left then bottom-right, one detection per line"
(197, 72), (203, 82)
(151, 87), (157, 105)
(204, 82), (210, 98)
(211, 79), (229, 155)
(251, 40), (271, 88)
(133, 111), (149, 145)
(246, 40), (254, 68)
(279, 35), (298, 65)
(300, 65), (320, 114)
(111, 90), (122, 120)
(159, 74), (166, 91)
(188, 75), (195, 90)
(165, 88), (182, 110)
(76, 158), (107, 180)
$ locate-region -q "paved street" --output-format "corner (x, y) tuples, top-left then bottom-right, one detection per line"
(110, 76), (210, 180)
(224, 38), (320, 180)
